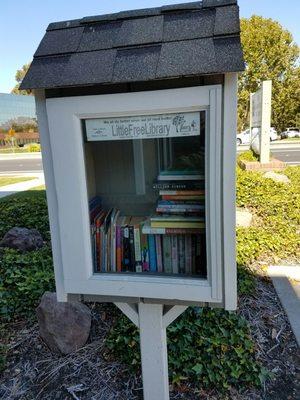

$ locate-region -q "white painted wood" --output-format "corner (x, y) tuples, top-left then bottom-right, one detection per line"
(162, 305), (188, 328)
(114, 302), (139, 327)
(34, 90), (67, 302)
(223, 73), (238, 310)
(44, 85), (226, 304)
(260, 80), (272, 163)
(139, 303), (169, 400)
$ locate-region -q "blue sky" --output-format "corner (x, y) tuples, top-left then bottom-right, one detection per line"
(0, 0), (299, 93)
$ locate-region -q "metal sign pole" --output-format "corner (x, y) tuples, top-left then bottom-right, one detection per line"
(114, 302), (188, 400)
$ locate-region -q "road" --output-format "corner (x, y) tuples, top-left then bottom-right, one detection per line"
(0, 156), (43, 174)
(270, 149), (300, 165)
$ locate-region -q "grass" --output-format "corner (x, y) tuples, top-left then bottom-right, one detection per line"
(0, 176), (35, 187)
(29, 184), (46, 191)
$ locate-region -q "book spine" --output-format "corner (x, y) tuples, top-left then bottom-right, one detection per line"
(129, 226), (135, 272)
(171, 235), (178, 274)
(111, 222), (117, 272)
(159, 190), (205, 195)
(148, 235), (157, 272)
(178, 234), (185, 274)
(140, 232), (150, 271)
(185, 235), (192, 274)
(116, 225), (122, 272)
(163, 235), (172, 273)
(95, 223), (101, 272)
(134, 225), (143, 273)
(161, 195), (205, 201)
(155, 235), (163, 273)
(153, 182), (204, 190)
(122, 226), (131, 272)
(156, 208), (203, 214)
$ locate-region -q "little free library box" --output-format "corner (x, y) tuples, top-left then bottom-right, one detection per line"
(21, 0), (244, 310)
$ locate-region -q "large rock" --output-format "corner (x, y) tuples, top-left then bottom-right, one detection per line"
(36, 292), (91, 355)
(236, 208), (253, 228)
(0, 227), (43, 252)
(263, 171), (290, 184)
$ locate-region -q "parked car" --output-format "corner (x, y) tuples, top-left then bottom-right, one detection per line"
(280, 127), (300, 139)
(237, 127), (278, 145)
(236, 129), (251, 145)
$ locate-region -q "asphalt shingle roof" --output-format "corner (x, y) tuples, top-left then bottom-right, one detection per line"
(20, 0), (244, 90)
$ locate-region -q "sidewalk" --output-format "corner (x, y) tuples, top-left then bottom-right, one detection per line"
(0, 152), (42, 160)
(268, 265), (300, 346)
(0, 172), (45, 199)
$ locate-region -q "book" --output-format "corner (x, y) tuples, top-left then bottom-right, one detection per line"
(142, 221), (204, 235)
(161, 195), (205, 201)
(129, 226), (135, 272)
(159, 190), (205, 196)
(155, 235), (163, 273)
(158, 170), (204, 181)
(171, 235), (178, 274)
(148, 235), (157, 272)
(157, 200), (204, 209)
(140, 231), (150, 271)
(156, 208), (204, 214)
(163, 235), (172, 273)
(150, 215), (205, 229)
(132, 217), (143, 273)
(153, 181), (204, 190)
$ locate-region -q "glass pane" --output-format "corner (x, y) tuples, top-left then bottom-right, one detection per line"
(83, 111), (207, 278)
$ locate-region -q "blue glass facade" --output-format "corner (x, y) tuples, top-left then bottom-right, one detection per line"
(0, 93), (36, 126)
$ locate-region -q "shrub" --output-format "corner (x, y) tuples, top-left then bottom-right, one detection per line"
(0, 190), (49, 241)
(28, 143), (41, 152)
(106, 307), (267, 391)
(236, 166), (300, 266)
(237, 150), (258, 162)
(0, 246), (55, 319)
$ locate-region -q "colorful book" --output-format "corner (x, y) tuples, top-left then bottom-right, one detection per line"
(161, 195), (205, 201)
(148, 235), (157, 272)
(163, 235), (172, 273)
(159, 190), (205, 196)
(151, 220), (205, 229)
(142, 221), (204, 235)
(153, 181), (204, 190)
(140, 231), (150, 271)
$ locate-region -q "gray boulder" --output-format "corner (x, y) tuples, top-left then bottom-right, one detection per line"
(236, 208), (253, 228)
(36, 292), (91, 355)
(0, 227), (43, 252)
(263, 171), (291, 184)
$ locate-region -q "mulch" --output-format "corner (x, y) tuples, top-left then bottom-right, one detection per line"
(0, 272), (299, 400)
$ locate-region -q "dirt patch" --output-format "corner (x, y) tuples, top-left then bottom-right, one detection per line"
(0, 276), (299, 400)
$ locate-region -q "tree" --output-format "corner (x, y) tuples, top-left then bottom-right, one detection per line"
(11, 63), (31, 95)
(238, 16), (300, 132)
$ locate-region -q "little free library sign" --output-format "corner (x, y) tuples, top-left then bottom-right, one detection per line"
(85, 112), (200, 141)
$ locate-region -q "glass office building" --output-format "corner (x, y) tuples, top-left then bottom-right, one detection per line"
(0, 93), (36, 127)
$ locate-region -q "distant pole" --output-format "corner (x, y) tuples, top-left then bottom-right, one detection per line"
(259, 81), (272, 164)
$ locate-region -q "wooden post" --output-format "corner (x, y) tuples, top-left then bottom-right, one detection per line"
(114, 302), (188, 400)
(139, 303), (169, 400)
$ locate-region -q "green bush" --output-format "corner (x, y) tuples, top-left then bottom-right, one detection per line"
(0, 190), (50, 241)
(237, 150), (258, 162)
(106, 307), (267, 391)
(28, 143), (41, 152)
(0, 246), (55, 319)
(236, 166), (300, 266)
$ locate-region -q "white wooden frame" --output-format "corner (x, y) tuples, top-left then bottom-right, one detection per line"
(35, 81), (237, 308)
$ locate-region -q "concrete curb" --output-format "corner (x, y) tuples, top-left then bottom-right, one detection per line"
(0, 152), (42, 160)
(268, 265), (300, 347)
